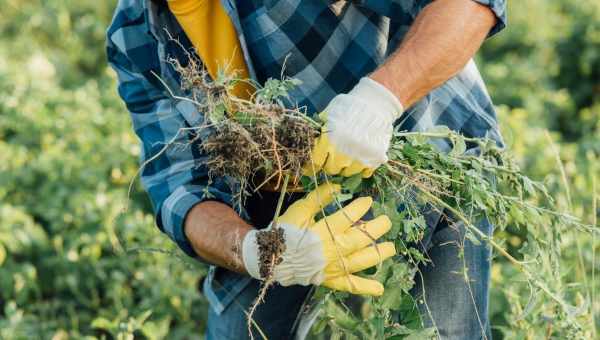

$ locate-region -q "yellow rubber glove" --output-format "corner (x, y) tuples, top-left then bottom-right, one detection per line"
(168, 0), (254, 99)
(242, 183), (396, 296)
(304, 78), (405, 178)
(304, 130), (376, 178)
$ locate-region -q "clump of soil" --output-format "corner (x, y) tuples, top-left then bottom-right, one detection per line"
(256, 227), (287, 279)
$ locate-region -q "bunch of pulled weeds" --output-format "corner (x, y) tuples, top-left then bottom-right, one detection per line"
(156, 54), (597, 339)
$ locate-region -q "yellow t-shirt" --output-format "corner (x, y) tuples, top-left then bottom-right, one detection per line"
(168, 0), (253, 99)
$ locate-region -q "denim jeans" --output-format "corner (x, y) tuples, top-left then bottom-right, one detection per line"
(410, 217), (493, 340)
(204, 214), (493, 340)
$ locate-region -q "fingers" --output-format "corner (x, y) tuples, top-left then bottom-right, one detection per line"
(346, 242), (396, 273)
(325, 242), (396, 279)
(343, 242), (396, 273)
(323, 148), (353, 175)
(361, 167), (376, 178)
(341, 160), (367, 177)
(338, 215), (392, 253)
(314, 196), (373, 236)
(302, 129), (377, 178)
(278, 183), (341, 226)
(303, 183), (341, 214)
(322, 274), (385, 296)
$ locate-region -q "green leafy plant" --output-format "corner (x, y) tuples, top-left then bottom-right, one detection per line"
(164, 54), (597, 339)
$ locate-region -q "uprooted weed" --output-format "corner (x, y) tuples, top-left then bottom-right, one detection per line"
(170, 54), (319, 200)
(203, 113), (318, 191)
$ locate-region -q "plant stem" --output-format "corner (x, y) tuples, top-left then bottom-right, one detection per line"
(545, 131), (591, 317)
(272, 173), (290, 227)
(544, 130), (572, 210)
(415, 180), (577, 319)
(415, 185), (523, 266)
(395, 131), (482, 143)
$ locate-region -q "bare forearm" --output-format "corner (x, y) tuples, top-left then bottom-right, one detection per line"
(184, 201), (253, 273)
(370, 0), (496, 108)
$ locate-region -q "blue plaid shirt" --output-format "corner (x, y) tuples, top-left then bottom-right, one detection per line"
(107, 0), (506, 314)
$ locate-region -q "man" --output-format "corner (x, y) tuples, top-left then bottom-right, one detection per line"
(107, 0), (506, 339)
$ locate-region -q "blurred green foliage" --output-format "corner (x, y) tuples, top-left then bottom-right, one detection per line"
(476, 2), (600, 338)
(0, 0), (597, 339)
(0, 1), (207, 339)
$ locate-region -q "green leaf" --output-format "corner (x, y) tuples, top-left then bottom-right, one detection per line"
(388, 262), (412, 286)
(451, 136), (467, 156)
(232, 111), (255, 125)
(300, 176), (316, 192)
(380, 285), (404, 310)
(134, 310), (153, 327)
(522, 177), (536, 196)
(373, 259), (393, 282)
(407, 247), (428, 264)
(464, 230), (481, 246)
(334, 193), (353, 203)
(312, 317), (330, 335)
(405, 327), (438, 340)
(140, 317), (171, 340)
(397, 295), (424, 329)
(509, 205), (526, 225)
(208, 103), (227, 124)
(428, 125), (452, 135)
(371, 200), (384, 217)
(325, 300), (358, 331)
(91, 317), (115, 331)
(386, 324), (413, 336)
(0, 244), (5, 266)
(342, 174), (363, 192)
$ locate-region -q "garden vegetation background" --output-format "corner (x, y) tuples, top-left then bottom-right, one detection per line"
(0, 1), (598, 339)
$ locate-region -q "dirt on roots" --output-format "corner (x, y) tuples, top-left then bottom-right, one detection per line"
(255, 227), (287, 279)
(202, 114), (319, 190)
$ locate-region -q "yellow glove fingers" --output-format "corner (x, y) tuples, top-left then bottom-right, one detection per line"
(323, 275), (385, 296)
(339, 215), (392, 253)
(323, 148), (353, 175)
(325, 242), (395, 278)
(341, 160), (367, 177)
(279, 183), (340, 226)
(315, 197), (373, 236)
(343, 242), (396, 273)
(302, 183), (340, 215)
(302, 135), (328, 176)
(361, 167), (376, 178)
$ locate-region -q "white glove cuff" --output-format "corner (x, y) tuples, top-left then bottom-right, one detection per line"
(349, 77), (404, 120)
(241, 229), (261, 280)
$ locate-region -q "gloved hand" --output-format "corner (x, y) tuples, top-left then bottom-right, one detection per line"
(304, 77), (404, 178)
(241, 183), (396, 296)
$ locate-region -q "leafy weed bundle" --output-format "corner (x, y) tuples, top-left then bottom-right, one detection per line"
(152, 52), (598, 339)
